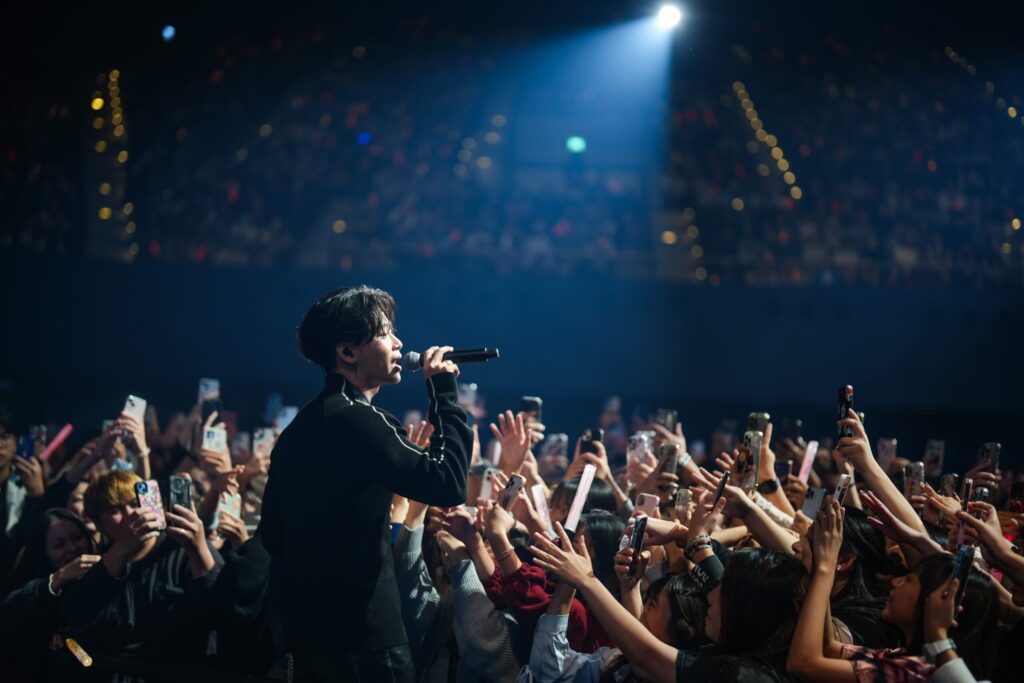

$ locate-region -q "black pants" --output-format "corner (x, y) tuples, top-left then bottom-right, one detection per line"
(290, 644), (415, 683)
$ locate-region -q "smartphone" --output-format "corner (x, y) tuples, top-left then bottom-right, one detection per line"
(200, 398), (223, 424)
(626, 514), (649, 577)
(834, 473), (853, 505)
(924, 440), (946, 479)
(580, 428), (604, 455)
(275, 406), (299, 431)
(210, 492), (242, 532)
(636, 493), (659, 517)
(940, 474), (960, 499)
(952, 544), (973, 608)
(123, 394), (147, 422)
(734, 430), (763, 491)
(905, 462), (925, 497)
(168, 475), (192, 513)
(837, 385), (854, 438)
(659, 443), (681, 474)
(774, 459), (793, 481)
(198, 378), (220, 403)
(253, 428), (276, 458)
(1009, 482), (1024, 513)
(134, 480), (167, 529)
(16, 435), (34, 459)
(520, 396), (543, 424)
(655, 409), (678, 432)
(802, 487), (828, 518)
(747, 412), (771, 434)
(500, 473), (526, 509)
(627, 433), (652, 465)
(203, 427), (228, 453)
(876, 438), (898, 474)
(978, 442), (1001, 474)
(714, 472), (730, 503)
(675, 488), (692, 511)
(479, 465), (498, 501)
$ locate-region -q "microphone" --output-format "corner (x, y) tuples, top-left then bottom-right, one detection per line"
(400, 348), (500, 372)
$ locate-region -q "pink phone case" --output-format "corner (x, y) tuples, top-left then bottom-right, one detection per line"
(136, 480), (166, 529)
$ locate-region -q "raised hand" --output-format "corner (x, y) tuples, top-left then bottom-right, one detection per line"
(626, 447), (657, 489)
(956, 501), (1015, 566)
(530, 522), (595, 588)
(687, 489), (726, 543)
(924, 576), (961, 642)
(614, 546), (651, 590)
(490, 410), (531, 475)
(811, 499), (845, 573)
(50, 554), (102, 592)
(406, 420), (435, 449)
(12, 455), (45, 497)
(117, 411), (149, 456)
(835, 410), (873, 471)
(166, 500), (217, 576)
(216, 511), (250, 551)
(862, 490), (943, 558)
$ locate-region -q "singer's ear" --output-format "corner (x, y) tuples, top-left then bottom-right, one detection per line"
(337, 344), (357, 370)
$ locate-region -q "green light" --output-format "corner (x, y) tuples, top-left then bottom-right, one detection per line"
(566, 136), (587, 154)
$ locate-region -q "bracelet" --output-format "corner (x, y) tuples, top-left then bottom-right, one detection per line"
(684, 533), (712, 560)
(495, 546), (516, 563)
(47, 572), (62, 597)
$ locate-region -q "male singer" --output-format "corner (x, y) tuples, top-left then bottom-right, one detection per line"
(259, 286), (472, 681)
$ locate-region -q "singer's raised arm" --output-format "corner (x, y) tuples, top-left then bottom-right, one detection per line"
(337, 371), (472, 506)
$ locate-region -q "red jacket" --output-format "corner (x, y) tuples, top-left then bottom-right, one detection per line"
(483, 562), (614, 652)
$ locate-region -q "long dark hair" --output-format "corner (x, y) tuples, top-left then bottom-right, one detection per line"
(716, 548), (809, 669)
(6, 508), (97, 592)
(651, 572), (711, 649)
(909, 554), (1000, 679)
(580, 510), (626, 600)
(551, 477), (617, 515)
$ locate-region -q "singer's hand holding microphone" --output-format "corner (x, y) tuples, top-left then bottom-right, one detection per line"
(417, 346), (460, 380)
(400, 347), (500, 380)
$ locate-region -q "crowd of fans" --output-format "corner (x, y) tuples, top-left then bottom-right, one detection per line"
(2, 20), (1023, 287)
(1, 375), (1021, 681)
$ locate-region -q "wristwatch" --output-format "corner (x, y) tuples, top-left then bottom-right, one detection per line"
(922, 638), (956, 662)
(756, 478), (781, 494)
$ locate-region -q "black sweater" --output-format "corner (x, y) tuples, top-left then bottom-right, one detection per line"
(60, 534), (222, 667)
(259, 371), (471, 654)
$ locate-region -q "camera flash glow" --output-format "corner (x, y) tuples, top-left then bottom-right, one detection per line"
(656, 5), (683, 29)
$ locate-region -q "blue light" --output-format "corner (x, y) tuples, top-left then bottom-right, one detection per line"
(162, 25), (176, 42)
(566, 136), (587, 154)
(357, 132), (372, 145)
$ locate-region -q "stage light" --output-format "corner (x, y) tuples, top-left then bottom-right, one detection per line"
(162, 25), (176, 42)
(357, 132), (372, 145)
(656, 5), (683, 29)
(566, 136), (587, 153)
(91, 98), (104, 110)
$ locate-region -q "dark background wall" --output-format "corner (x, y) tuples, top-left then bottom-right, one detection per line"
(2, 252), (1022, 468)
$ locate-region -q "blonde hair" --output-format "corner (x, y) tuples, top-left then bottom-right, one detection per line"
(84, 470), (143, 520)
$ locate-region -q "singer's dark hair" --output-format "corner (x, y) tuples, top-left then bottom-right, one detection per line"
(298, 286), (396, 372)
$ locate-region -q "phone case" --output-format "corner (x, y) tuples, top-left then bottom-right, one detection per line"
(210, 492), (242, 531)
(198, 378), (220, 402)
(123, 395), (147, 422)
(203, 427), (228, 453)
(801, 488), (827, 518)
(168, 476), (192, 511)
(636, 493), (659, 516)
(135, 480), (166, 529)
(735, 431), (763, 491)
(500, 474), (525, 509)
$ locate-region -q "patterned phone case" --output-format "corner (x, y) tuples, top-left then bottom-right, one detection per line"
(135, 480), (166, 529)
